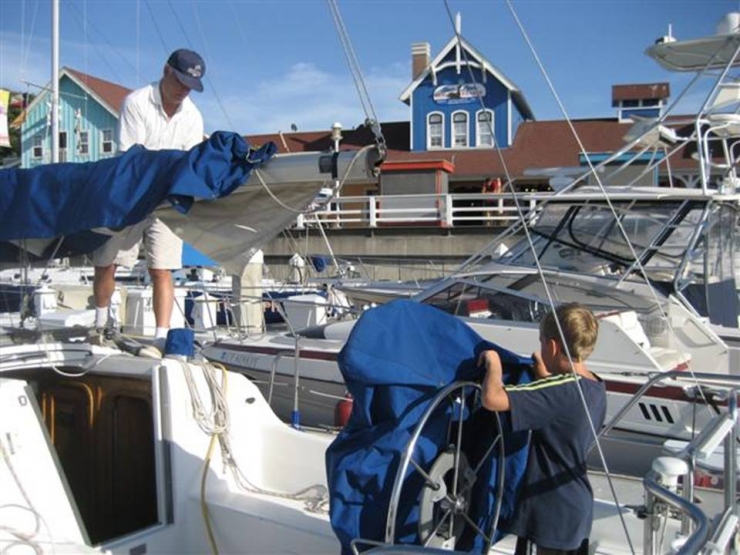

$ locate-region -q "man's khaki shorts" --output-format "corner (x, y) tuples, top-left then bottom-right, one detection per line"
(91, 217), (183, 270)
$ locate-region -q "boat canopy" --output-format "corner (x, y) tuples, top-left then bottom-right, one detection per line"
(326, 300), (532, 552)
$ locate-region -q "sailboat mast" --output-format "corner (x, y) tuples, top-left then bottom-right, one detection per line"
(51, 0), (59, 163)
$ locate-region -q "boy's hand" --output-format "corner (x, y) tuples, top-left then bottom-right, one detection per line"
(478, 349), (502, 377)
(531, 351), (551, 379)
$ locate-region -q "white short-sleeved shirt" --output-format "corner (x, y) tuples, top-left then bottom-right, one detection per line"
(92, 81), (204, 269)
(117, 81), (204, 153)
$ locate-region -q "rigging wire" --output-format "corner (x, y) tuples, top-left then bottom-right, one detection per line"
(20, 0), (41, 89)
(142, 0), (170, 57)
(188, 0), (237, 132)
(136, 0), (140, 83)
(327, 0), (387, 156)
(473, 1), (740, 550)
(439, 0), (641, 550)
(503, 0), (731, 419)
(61, 1), (133, 82)
(503, 0), (693, 343)
(165, 0), (194, 50)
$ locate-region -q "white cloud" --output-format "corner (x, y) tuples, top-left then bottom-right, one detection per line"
(0, 32), (410, 136)
(201, 61), (410, 135)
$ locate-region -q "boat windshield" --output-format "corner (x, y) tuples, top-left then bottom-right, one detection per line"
(420, 270), (659, 323)
(497, 199), (711, 281)
(431, 192), (740, 326)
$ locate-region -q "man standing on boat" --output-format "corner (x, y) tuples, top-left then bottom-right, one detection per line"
(91, 48), (206, 348)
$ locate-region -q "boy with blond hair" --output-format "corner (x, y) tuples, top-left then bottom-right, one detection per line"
(479, 302), (606, 555)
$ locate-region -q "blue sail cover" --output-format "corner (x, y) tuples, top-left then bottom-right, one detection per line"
(0, 131), (276, 262)
(326, 300), (532, 553)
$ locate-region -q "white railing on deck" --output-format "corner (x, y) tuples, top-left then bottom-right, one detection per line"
(294, 192), (551, 230)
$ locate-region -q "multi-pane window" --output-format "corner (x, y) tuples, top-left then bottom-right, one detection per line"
(78, 130), (89, 155)
(452, 112), (468, 147)
(58, 131), (68, 162)
(428, 113), (443, 149)
(32, 135), (44, 159)
(101, 129), (114, 154)
(476, 110), (494, 147)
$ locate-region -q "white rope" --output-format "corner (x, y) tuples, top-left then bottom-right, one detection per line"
(182, 359), (230, 435)
(186, 359), (329, 513)
(0, 435), (53, 555)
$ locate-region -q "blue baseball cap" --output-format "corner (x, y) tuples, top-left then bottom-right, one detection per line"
(167, 49), (205, 92)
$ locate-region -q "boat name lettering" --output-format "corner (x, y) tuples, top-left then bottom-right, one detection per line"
(219, 350), (260, 368)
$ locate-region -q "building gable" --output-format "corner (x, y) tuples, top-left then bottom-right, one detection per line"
(19, 68), (129, 167)
(399, 31), (533, 152)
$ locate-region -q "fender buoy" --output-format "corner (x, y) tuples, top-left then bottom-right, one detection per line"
(334, 393), (353, 428)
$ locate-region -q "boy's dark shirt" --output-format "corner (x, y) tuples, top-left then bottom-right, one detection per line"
(504, 372), (607, 551)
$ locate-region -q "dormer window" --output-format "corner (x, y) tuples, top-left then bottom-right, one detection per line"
(428, 112), (444, 149)
(452, 111), (468, 148)
(476, 110), (494, 147)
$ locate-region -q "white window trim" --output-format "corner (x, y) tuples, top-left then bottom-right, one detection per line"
(507, 91), (512, 147)
(427, 112), (445, 150)
(451, 110), (469, 148)
(476, 109), (494, 148)
(78, 130), (90, 156)
(32, 135), (44, 159)
(101, 128), (114, 154)
(409, 97), (415, 151)
(58, 131), (68, 163)
(617, 99), (665, 123)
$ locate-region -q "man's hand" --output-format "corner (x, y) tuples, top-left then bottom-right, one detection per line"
(479, 349), (510, 412)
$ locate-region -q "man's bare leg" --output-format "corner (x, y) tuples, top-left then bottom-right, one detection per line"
(93, 264), (117, 329)
(150, 268), (174, 339)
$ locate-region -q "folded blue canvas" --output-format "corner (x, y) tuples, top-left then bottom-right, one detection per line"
(326, 300), (532, 553)
(0, 131), (276, 260)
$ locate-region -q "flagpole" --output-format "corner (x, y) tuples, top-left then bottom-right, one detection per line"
(51, 0), (59, 163)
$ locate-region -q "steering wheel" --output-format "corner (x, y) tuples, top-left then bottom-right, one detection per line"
(384, 381), (506, 551)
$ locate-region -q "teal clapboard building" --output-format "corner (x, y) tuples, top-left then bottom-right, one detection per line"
(399, 20), (534, 153)
(18, 68), (130, 168)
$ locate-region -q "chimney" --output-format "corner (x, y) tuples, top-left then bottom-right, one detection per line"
(412, 42), (430, 80)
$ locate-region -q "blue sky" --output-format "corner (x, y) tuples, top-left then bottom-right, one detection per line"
(0, 0), (734, 135)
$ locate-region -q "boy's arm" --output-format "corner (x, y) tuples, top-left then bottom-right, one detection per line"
(478, 350), (510, 411)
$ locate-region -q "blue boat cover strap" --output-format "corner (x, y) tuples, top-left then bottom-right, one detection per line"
(0, 131), (276, 260)
(326, 300), (532, 553)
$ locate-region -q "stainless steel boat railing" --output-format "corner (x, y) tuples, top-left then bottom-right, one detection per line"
(600, 370), (740, 554)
